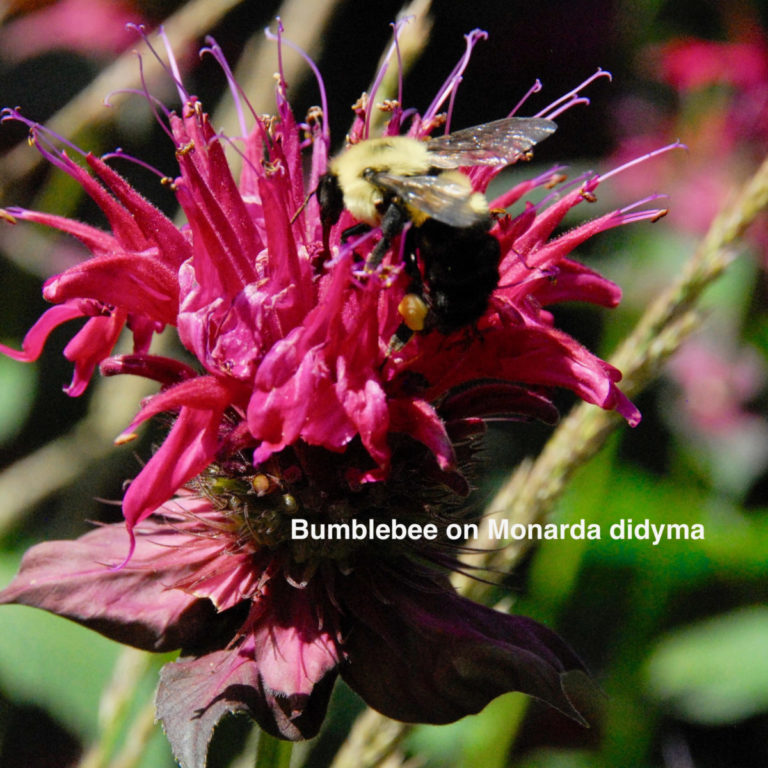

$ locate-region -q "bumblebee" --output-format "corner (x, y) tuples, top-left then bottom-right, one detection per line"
(317, 116), (556, 338)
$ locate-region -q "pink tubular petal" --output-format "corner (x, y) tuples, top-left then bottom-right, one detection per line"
(171, 114), (260, 292)
(128, 314), (164, 355)
(63, 310), (127, 396)
(85, 155), (191, 269)
(43, 251), (180, 325)
(257, 174), (309, 306)
(58, 153), (152, 251)
(489, 166), (568, 212)
(506, 185), (592, 264)
(501, 258), (622, 309)
(606, 387), (642, 427)
(7, 207), (127, 257)
(413, 324), (638, 425)
(273, 92), (308, 228)
(536, 258), (622, 307)
(124, 375), (236, 430)
(123, 408), (220, 534)
(0, 303), (84, 362)
(100, 353), (198, 385)
(193, 131), (264, 272)
(390, 399), (456, 470)
(249, 349), (353, 463)
(122, 377), (234, 533)
(338, 376), (391, 468)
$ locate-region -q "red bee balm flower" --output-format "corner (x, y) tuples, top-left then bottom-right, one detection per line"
(0, 26), (666, 768)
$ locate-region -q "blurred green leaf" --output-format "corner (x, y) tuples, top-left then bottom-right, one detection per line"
(592, 466), (768, 580)
(408, 692), (527, 768)
(0, 555), (175, 766)
(456, 693), (527, 768)
(525, 436), (618, 623)
(645, 605), (768, 724)
(514, 750), (599, 768)
(583, 466), (709, 575)
(0, 354), (36, 444)
(0, 556), (119, 739)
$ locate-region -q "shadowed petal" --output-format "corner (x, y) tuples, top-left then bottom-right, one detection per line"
(157, 585), (340, 767)
(0, 522), (223, 651)
(340, 567), (595, 725)
(157, 646), (337, 768)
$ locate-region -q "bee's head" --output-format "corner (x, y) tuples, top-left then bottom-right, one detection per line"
(317, 172), (344, 227)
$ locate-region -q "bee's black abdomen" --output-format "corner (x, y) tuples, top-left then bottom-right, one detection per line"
(414, 219), (501, 333)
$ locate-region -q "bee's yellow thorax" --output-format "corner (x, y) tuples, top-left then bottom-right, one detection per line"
(329, 136), (431, 225)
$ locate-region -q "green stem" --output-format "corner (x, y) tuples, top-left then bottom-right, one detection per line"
(255, 732), (294, 768)
(77, 649), (153, 768)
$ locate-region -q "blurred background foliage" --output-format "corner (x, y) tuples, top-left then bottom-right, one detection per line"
(1, 0), (767, 766)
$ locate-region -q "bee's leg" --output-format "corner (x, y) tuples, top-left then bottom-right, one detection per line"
(322, 222), (370, 269)
(340, 222), (371, 242)
(387, 322), (414, 354)
(317, 173), (345, 262)
(366, 202), (407, 270)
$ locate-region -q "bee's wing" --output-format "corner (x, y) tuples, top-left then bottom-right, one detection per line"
(426, 117), (556, 168)
(371, 171), (486, 228)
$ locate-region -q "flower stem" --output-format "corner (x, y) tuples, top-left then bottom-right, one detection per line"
(331, 709), (411, 768)
(255, 732), (293, 768)
(76, 648), (153, 768)
(106, 698), (159, 768)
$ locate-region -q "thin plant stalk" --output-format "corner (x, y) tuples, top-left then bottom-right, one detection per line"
(77, 648), (153, 768)
(107, 698), (161, 768)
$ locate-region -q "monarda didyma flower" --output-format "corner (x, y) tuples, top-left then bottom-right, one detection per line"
(0, 24), (669, 768)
